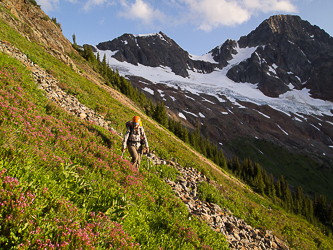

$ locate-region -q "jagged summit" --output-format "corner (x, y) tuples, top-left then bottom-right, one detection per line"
(228, 15), (333, 100)
(96, 31), (190, 77)
(238, 14), (333, 47)
(96, 31), (217, 77)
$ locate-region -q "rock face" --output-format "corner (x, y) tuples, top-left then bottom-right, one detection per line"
(0, 0), (80, 69)
(96, 32), (219, 77)
(96, 15), (333, 101)
(164, 166), (289, 250)
(227, 15), (333, 100)
(145, 152), (290, 250)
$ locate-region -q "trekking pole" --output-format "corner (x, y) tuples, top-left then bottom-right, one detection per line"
(143, 152), (150, 177)
(121, 151), (124, 159)
(147, 155), (150, 177)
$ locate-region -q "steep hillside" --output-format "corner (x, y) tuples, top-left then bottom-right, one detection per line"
(1, 1), (333, 249)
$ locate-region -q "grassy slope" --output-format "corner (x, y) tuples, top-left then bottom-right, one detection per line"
(0, 16), (332, 249)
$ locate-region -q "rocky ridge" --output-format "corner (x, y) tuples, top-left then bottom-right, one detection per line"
(0, 0), (81, 73)
(163, 166), (288, 250)
(228, 15), (333, 100)
(1, 40), (288, 249)
(0, 40), (117, 135)
(96, 31), (219, 78)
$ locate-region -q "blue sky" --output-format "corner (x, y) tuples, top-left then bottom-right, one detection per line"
(36, 0), (333, 55)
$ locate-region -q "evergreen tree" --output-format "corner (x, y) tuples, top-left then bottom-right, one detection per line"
(314, 195), (327, 222)
(183, 127), (190, 144)
(327, 200), (333, 225)
(218, 150), (227, 169)
(304, 195), (314, 223)
(102, 54), (107, 76)
(294, 186), (305, 215)
(153, 102), (168, 127)
(72, 33), (79, 50)
(232, 156), (241, 175)
(253, 163), (265, 195)
(268, 174), (276, 202)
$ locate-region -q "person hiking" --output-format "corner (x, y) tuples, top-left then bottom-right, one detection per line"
(122, 116), (149, 168)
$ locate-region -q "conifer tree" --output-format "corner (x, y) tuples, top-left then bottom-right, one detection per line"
(183, 127), (190, 144)
(268, 174), (276, 202)
(294, 186), (305, 215)
(314, 195), (327, 222)
(327, 200), (333, 224)
(253, 163), (265, 195)
(102, 54), (107, 76)
(231, 156), (241, 175)
(153, 102), (168, 127)
(72, 33), (79, 50)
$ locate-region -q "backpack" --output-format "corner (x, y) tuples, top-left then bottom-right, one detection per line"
(125, 120), (146, 146)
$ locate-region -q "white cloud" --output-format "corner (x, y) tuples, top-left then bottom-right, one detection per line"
(243, 0), (297, 13)
(100, 17), (105, 25)
(178, 0), (297, 31)
(78, 0), (297, 30)
(37, 0), (78, 12)
(118, 0), (166, 25)
(83, 0), (107, 11)
(182, 0), (250, 31)
(36, 0), (59, 12)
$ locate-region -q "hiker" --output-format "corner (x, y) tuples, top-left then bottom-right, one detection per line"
(122, 116), (149, 168)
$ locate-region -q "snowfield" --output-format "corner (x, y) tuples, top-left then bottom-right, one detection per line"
(94, 45), (333, 119)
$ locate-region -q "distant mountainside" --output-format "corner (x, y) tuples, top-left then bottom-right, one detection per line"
(95, 15), (333, 101)
(96, 32), (218, 77)
(93, 15), (333, 198)
(229, 15), (333, 100)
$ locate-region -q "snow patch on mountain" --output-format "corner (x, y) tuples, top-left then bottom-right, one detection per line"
(255, 110), (271, 119)
(189, 53), (216, 63)
(95, 47), (333, 118)
(277, 124), (289, 135)
(225, 46), (258, 70)
(293, 116), (303, 122)
(142, 87), (154, 95)
(157, 89), (164, 97)
(185, 95), (195, 101)
(179, 112), (187, 120)
(311, 124), (321, 131)
(183, 110), (198, 117)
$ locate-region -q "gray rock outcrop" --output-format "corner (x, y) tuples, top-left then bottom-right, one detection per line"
(227, 15), (333, 100)
(96, 32), (219, 77)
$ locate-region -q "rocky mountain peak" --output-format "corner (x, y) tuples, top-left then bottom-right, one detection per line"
(96, 31), (192, 77)
(96, 31), (219, 77)
(228, 15), (333, 100)
(238, 15), (333, 48)
(210, 39), (238, 67)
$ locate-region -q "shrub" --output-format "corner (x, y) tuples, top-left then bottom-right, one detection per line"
(29, 0), (38, 6)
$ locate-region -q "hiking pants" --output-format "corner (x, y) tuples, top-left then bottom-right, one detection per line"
(128, 145), (143, 168)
